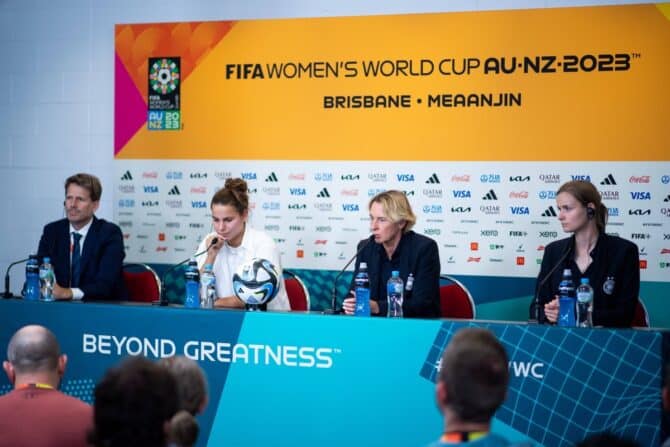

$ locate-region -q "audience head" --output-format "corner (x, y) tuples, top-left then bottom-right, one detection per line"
(437, 328), (509, 424)
(158, 356), (208, 447)
(158, 355), (208, 415)
(3, 325), (66, 387)
(368, 190), (416, 234)
(556, 180), (607, 233)
(90, 356), (179, 447)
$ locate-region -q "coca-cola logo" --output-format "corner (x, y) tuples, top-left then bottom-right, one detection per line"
(629, 176), (650, 183)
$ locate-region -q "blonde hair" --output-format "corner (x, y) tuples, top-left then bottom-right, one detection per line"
(369, 190), (416, 232)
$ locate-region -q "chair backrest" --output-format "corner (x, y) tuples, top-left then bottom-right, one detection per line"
(439, 274), (475, 319)
(631, 298), (649, 327)
(122, 263), (161, 303)
(283, 270), (310, 311)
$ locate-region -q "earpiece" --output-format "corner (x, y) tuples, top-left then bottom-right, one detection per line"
(586, 207), (595, 219)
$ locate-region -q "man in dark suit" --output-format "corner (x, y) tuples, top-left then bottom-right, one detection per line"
(37, 173), (127, 300)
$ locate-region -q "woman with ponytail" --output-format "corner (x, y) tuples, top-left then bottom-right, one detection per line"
(530, 180), (640, 327)
(194, 177), (290, 310)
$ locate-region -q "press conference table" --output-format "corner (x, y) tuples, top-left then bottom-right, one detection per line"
(0, 299), (666, 447)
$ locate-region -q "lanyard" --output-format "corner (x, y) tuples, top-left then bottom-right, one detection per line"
(441, 431), (488, 443)
(16, 383), (54, 390)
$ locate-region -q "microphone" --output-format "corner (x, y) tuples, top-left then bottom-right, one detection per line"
(324, 235), (373, 314)
(3, 257), (30, 298)
(530, 241), (572, 324)
(158, 237), (218, 306)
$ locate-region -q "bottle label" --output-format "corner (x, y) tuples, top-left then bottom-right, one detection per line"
(558, 296), (576, 327)
(577, 292), (592, 304)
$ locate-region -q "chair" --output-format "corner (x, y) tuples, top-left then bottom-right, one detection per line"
(283, 269), (310, 311)
(631, 298), (649, 328)
(439, 274), (475, 319)
(122, 263), (161, 303)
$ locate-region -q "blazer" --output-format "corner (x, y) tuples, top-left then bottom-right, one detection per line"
(530, 233), (639, 327)
(37, 217), (128, 300)
(352, 231), (441, 318)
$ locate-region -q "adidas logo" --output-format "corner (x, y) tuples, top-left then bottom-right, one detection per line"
(265, 172), (278, 182)
(482, 189), (497, 200)
(541, 206), (557, 217)
(600, 174), (616, 185)
(425, 173), (440, 184)
(664, 194), (670, 202)
(120, 171), (133, 181)
(168, 185), (181, 195)
(317, 188), (330, 198)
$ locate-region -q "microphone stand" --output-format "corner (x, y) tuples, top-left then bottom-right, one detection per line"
(158, 238), (218, 306)
(530, 243), (572, 324)
(324, 237), (372, 314)
(3, 258), (29, 298)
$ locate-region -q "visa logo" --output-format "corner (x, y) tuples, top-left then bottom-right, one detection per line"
(143, 186), (159, 193)
(290, 188), (307, 196)
(452, 190), (471, 198)
(571, 175), (591, 181)
(510, 206), (530, 215)
(342, 204), (360, 212)
(191, 201), (207, 208)
(630, 192), (651, 200)
(241, 172), (257, 180)
(396, 174), (415, 182)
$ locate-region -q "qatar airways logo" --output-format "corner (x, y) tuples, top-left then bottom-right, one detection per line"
(539, 174), (560, 184)
(82, 334), (339, 369)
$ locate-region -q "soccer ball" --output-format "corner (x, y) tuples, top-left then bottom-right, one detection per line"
(232, 258), (280, 307)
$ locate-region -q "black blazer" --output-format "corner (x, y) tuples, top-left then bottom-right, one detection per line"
(37, 217), (128, 300)
(352, 231), (441, 318)
(530, 233), (639, 327)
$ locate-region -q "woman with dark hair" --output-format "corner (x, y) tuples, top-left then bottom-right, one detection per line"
(530, 180), (640, 327)
(194, 177), (289, 310)
(89, 356), (180, 447)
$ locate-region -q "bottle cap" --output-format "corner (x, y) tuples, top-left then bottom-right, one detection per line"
(360, 262), (367, 269)
(204, 263), (213, 271)
(43, 257), (50, 263)
(391, 270), (399, 277)
(580, 278), (589, 284)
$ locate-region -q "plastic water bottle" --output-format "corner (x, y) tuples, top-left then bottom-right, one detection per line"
(557, 268), (576, 327)
(354, 262), (370, 316)
(184, 259), (200, 308)
(387, 271), (404, 318)
(576, 277), (594, 328)
(39, 257), (55, 302)
(200, 264), (216, 309)
(23, 255), (40, 301)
